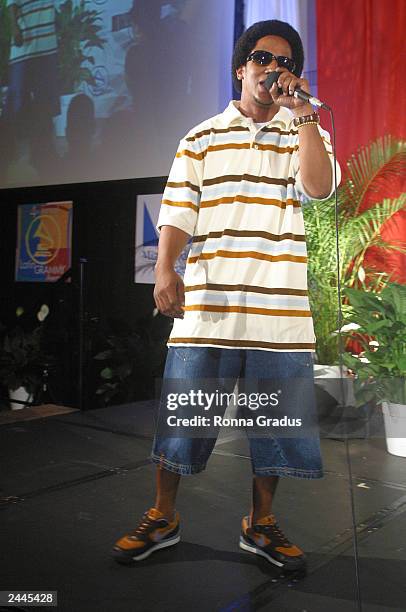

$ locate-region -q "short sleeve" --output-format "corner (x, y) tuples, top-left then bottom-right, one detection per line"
(156, 134), (203, 236)
(292, 125), (341, 200)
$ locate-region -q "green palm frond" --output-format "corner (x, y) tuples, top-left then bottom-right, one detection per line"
(340, 195), (406, 284)
(341, 136), (406, 214)
(305, 193), (406, 279)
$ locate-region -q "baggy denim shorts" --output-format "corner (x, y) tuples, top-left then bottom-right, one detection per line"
(151, 347), (323, 479)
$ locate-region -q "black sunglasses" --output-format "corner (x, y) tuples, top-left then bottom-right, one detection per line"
(246, 50), (296, 73)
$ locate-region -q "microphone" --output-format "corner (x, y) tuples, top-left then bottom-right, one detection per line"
(264, 72), (330, 111)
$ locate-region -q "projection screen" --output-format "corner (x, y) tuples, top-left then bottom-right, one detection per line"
(0, 0), (234, 188)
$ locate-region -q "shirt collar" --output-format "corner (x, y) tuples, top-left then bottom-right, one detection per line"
(222, 100), (294, 128)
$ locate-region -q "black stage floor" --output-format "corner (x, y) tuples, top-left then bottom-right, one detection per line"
(1, 401), (406, 612)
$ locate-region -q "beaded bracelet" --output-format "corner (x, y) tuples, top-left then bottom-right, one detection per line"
(293, 112), (320, 127)
(296, 121), (319, 128)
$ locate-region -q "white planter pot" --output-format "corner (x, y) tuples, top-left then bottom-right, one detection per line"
(314, 364), (355, 406)
(382, 402), (406, 457)
(9, 386), (33, 410)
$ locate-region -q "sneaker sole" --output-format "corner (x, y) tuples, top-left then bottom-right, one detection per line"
(239, 537), (306, 571)
(113, 533), (181, 564)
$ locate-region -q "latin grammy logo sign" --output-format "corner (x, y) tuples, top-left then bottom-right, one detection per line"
(15, 202), (73, 282)
(26, 214), (61, 266)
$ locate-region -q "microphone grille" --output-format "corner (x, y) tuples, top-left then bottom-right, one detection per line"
(264, 71), (279, 91)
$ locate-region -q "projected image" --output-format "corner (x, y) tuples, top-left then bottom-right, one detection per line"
(0, 0), (232, 188)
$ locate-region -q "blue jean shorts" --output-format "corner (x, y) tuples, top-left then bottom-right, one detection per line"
(151, 347), (323, 479)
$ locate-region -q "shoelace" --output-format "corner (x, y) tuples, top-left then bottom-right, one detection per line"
(129, 513), (163, 539)
(256, 522), (291, 547)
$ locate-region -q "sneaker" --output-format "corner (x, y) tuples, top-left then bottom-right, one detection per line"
(239, 514), (306, 571)
(112, 507), (180, 564)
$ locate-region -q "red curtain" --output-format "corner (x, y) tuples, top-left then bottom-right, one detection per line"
(316, 0), (406, 167)
(317, 0), (406, 283)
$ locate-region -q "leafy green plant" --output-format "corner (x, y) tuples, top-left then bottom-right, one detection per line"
(304, 194), (406, 363)
(0, 305), (50, 395)
(304, 136), (406, 364)
(56, 0), (106, 94)
(93, 316), (168, 405)
(341, 282), (406, 405)
(94, 331), (144, 404)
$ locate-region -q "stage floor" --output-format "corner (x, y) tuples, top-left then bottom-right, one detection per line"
(1, 401), (405, 612)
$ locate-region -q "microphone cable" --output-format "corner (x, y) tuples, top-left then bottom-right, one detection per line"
(263, 78), (364, 609)
(328, 107), (363, 612)
(265, 74), (364, 608)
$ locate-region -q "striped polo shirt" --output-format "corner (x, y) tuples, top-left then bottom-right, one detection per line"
(7, 0), (57, 64)
(157, 101), (341, 352)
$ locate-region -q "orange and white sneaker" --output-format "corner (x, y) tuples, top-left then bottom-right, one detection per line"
(239, 514), (306, 572)
(112, 507), (180, 564)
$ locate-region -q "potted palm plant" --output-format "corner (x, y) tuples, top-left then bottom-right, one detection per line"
(303, 136), (406, 365)
(54, 0), (106, 136)
(56, 0), (106, 95)
(0, 305), (50, 409)
(341, 282), (406, 456)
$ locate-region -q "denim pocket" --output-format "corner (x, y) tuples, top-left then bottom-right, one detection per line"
(168, 346), (223, 379)
(284, 351), (314, 368)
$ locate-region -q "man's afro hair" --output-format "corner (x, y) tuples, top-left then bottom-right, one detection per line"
(232, 20), (304, 93)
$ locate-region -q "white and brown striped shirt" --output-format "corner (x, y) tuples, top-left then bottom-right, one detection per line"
(157, 101), (341, 352)
(7, 0), (57, 64)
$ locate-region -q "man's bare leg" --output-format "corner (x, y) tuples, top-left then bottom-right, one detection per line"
(154, 465), (181, 520)
(251, 475), (279, 523)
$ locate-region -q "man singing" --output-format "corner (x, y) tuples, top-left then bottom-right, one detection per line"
(113, 19), (340, 572)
